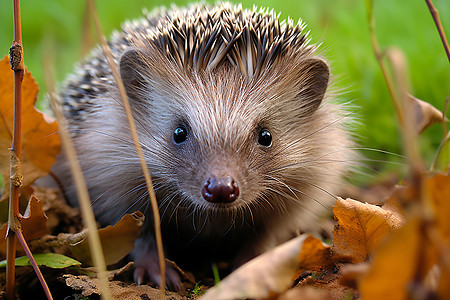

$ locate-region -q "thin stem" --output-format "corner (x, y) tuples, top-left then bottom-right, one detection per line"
(6, 0), (24, 298)
(430, 131), (450, 171)
(44, 47), (111, 299)
(365, 1), (424, 170)
(444, 97), (449, 136)
(366, 1), (404, 125)
(87, 0), (167, 296)
(13, 0), (22, 43)
(425, 0), (450, 63)
(6, 232), (17, 300)
(7, 0), (54, 299)
(16, 230), (53, 299)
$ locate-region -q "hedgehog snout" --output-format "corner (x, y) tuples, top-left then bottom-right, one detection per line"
(202, 176), (240, 203)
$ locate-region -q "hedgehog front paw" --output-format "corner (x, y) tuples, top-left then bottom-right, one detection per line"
(134, 257), (182, 291)
(132, 237), (182, 291)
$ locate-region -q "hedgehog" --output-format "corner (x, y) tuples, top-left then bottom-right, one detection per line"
(54, 2), (354, 290)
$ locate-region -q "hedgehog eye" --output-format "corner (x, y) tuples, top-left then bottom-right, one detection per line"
(173, 126), (188, 144)
(257, 128), (272, 147)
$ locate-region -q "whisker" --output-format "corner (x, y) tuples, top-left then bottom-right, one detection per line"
(350, 147), (405, 158)
(266, 175), (333, 214)
(91, 175), (144, 205)
(253, 115), (352, 170)
(264, 181), (324, 226)
(119, 191), (149, 220)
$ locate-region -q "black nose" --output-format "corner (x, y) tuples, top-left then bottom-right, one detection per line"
(202, 176), (240, 203)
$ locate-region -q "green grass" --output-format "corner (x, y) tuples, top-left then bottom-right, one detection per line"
(1, 0), (449, 179)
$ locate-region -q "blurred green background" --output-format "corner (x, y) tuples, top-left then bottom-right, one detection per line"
(1, 0), (449, 183)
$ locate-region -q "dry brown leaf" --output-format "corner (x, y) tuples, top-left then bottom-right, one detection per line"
(425, 173), (450, 299)
(295, 274), (356, 300)
(32, 186), (82, 233)
(359, 217), (438, 300)
(200, 235), (309, 300)
(68, 211), (144, 266)
(438, 265), (450, 299)
(297, 235), (333, 274)
(425, 173), (450, 247)
(278, 286), (334, 300)
(332, 197), (405, 263)
(359, 173), (450, 299)
(0, 55), (61, 202)
(338, 262), (370, 289)
(408, 94), (445, 134)
(21, 195), (50, 241)
(0, 195), (49, 258)
(62, 274), (184, 300)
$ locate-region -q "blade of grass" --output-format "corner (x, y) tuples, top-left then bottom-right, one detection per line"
(385, 49), (422, 172)
(44, 45), (111, 300)
(431, 98), (450, 171)
(15, 230), (53, 299)
(364, 1), (422, 175)
(364, 0), (403, 127)
(87, 0), (167, 297)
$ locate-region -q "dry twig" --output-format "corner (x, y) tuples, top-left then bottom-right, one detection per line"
(425, 0), (450, 63)
(87, 0), (167, 298)
(6, 0), (53, 299)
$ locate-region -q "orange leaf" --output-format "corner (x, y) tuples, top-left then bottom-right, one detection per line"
(0, 55), (61, 201)
(425, 173), (450, 299)
(297, 235), (334, 274)
(332, 198), (405, 263)
(21, 195), (50, 241)
(68, 211), (145, 266)
(0, 195), (49, 259)
(359, 218), (424, 300)
(359, 173), (450, 299)
(425, 173), (450, 247)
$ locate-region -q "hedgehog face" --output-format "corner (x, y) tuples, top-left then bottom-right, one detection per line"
(113, 3), (339, 230)
(118, 47), (331, 228)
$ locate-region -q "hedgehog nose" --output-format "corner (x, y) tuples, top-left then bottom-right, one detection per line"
(202, 176), (239, 203)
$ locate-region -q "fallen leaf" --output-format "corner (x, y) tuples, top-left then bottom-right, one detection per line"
(408, 94), (446, 134)
(68, 211), (145, 266)
(62, 274), (185, 300)
(278, 285), (334, 300)
(0, 195), (49, 259)
(425, 172), (450, 299)
(32, 186), (82, 234)
(200, 235), (309, 300)
(21, 195), (50, 241)
(438, 265), (450, 300)
(0, 55), (61, 202)
(294, 275), (356, 300)
(359, 217), (438, 300)
(297, 235), (334, 274)
(0, 253), (81, 269)
(338, 262), (370, 289)
(426, 173), (450, 246)
(359, 173), (450, 299)
(332, 197), (405, 263)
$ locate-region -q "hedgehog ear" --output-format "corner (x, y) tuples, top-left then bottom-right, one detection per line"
(296, 58), (330, 115)
(119, 50), (146, 100)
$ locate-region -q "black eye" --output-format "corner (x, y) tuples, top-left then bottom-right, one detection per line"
(173, 126), (188, 144)
(258, 128), (272, 147)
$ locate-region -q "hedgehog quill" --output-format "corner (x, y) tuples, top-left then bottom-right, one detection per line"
(54, 2), (354, 290)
